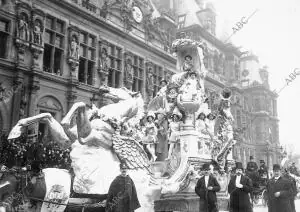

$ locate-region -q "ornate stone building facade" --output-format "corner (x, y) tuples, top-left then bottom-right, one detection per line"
(0, 0), (177, 137)
(172, 0), (281, 169)
(0, 0), (281, 169)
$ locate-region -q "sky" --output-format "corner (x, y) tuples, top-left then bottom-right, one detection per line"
(210, 0), (300, 152)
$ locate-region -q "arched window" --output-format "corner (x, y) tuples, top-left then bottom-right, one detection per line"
(37, 96), (63, 140)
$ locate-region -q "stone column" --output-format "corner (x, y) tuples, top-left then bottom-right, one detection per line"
(26, 78), (40, 140)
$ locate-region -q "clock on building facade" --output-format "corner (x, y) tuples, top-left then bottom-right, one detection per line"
(132, 6), (143, 23)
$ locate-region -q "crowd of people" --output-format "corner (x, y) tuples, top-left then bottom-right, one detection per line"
(194, 157), (298, 212)
(104, 156), (298, 212)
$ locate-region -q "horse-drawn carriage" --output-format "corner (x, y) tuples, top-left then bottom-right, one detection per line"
(0, 164), (107, 212)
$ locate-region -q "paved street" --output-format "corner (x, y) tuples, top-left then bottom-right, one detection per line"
(253, 199), (300, 212)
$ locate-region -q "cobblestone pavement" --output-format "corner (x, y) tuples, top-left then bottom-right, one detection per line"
(253, 199), (300, 212)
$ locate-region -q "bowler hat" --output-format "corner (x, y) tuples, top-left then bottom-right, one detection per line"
(119, 163), (128, 169)
(236, 162), (243, 170)
(202, 163), (210, 171)
(273, 164), (281, 171)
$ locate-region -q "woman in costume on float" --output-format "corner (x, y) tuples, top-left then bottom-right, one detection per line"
(167, 108), (183, 160)
(142, 111), (158, 162)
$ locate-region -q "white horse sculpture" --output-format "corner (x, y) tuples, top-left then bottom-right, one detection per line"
(8, 86), (160, 211)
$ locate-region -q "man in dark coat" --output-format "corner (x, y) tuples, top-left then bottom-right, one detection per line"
(106, 162), (140, 212)
(195, 163), (221, 212)
(228, 162), (253, 212)
(266, 164), (293, 212)
(282, 168), (297, 212)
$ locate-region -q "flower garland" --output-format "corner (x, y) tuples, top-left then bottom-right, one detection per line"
(0, 134), (71, 170)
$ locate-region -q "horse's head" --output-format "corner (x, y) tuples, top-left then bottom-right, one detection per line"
(99, 86), (138, 103)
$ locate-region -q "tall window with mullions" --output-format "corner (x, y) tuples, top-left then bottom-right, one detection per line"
(107, 43), (122, 88)
(78, 32), (96, 85)
(0, 19), (9, 58)
(43, 16), (65, 75)
(132, 55), (144, 93)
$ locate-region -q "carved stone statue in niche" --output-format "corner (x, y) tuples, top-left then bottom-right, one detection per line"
(33, 19), (43, 45)
(120, 1), (133, 31)
(69, 35), (79, 59)
(124, 58), (134, 88)
(100, 0), (109, 19)
(146, 67), (154, 94)
(99, 47), (110, 73)
(17, 13), (29, 41)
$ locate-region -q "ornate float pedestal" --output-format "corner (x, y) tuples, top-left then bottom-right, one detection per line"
(153, 94), (232, 211)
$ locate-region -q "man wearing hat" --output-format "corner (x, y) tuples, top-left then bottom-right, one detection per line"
(195, 163), (221, 212)
(258, 160), (269, 183)
(106, 162), (140, 212)
(228, 162), (253, 212)
(266, 164), (293, 212)
(282, 168), (297, 212)
(246, 156), (258, 172)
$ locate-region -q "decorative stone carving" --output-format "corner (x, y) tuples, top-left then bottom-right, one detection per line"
(15, 3), (31, 64)
(145, 61), (154, 96)
(30, 80), (40, 94)
(67, 26), (80, 77)
(123, 52), (134, 89)
(120, 0), (134, 31)
(98, 40), (110, 86)
(31, 45), (43, 69)
(66, 90), (78, 110)
(15, 41), (29, 63)
(30, 9), (45, 70)
(37, 96), (63, 111)
(0, 82), (5, 101)
(32, 19), (43, 45)
(143, 13), (156, 41)
(69, 35), (79, 60)
(100, 0), (109, 19)
(17, 13), (30, 41)
(19, 86), (27, 119)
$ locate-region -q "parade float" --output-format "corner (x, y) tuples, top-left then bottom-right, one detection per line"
(2, 37), (237, 212)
